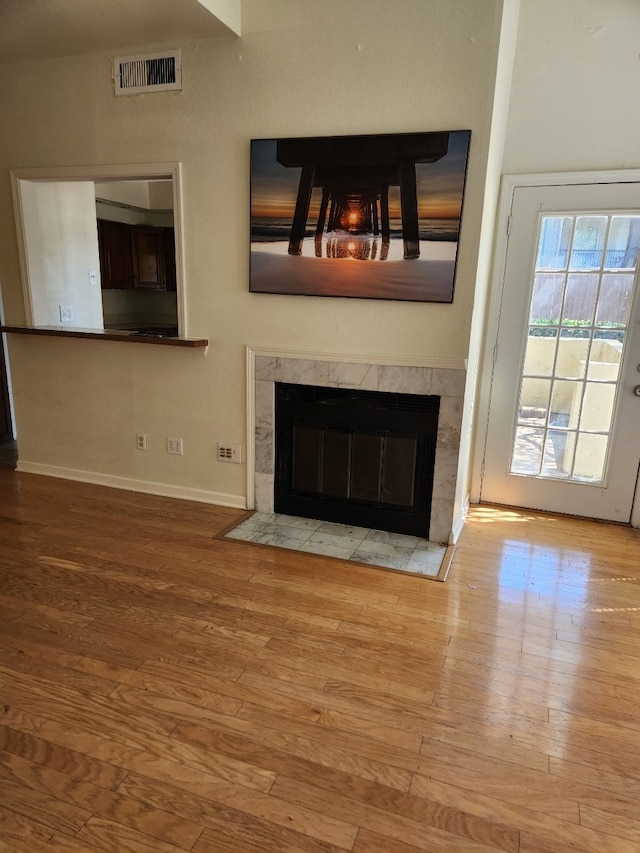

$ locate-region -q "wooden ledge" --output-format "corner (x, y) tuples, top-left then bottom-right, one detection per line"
(0, 325), (208, 348)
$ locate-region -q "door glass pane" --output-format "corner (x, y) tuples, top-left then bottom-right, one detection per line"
(529, 273), (564, 322)
(550, 380), (576, 426)
(510, 212), (640, 484)
(562, 273), (598, 325)
(555, 335), (589, 379)
(542, 429), (572, 477)
(518, 378), (550, 422)
(523, 327), (557, 376)
(580, 383), (616, 433)
(569, 216), (607, 269)
(511, 427), (543, 475)
(573, 433), (608, 481)
(596, 273), (633, 327)
(605, 216), (640, 269)
(587, 339), (621, 382)
(537, 217), (572, 269)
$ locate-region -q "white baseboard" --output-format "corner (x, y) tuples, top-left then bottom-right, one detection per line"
(450, 493), (470, 544)
(16, 461), (247, 510)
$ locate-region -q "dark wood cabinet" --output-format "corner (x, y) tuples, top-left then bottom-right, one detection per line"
(97, 220), (176, 291)
(163, 227), (176, 292)
(131, 226), (165, 289)
(0, 337), (12, 441)
(97, 219), (133, 290)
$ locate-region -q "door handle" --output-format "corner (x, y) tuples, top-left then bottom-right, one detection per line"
(634, 385), (640, 397)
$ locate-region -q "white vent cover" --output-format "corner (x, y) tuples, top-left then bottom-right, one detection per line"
(113, 50), (182, 96)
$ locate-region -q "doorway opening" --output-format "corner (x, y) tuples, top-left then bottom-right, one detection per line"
(11, 163), (186, 337)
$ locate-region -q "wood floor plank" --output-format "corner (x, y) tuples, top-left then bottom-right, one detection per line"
(0, 805), (96, 853)
(352, 828), (429, 852)
(76, 658), (244, 715)
(549, 755), (640, 800)
(118, 771), (347, 853)
(579, 804), (640, 845)
(237, 671), (425, 750)
(0, 749), (204, 848)
(75, 815), (191, 852)
(0, 775), (90, 836)
(172, 717), (414, 792)
(0, 658), (118, 698)
(270, 776), (510, 852)
(272, 773), (520, 852)
(0, 724), (127, 789)
(517, 831), (591, 853)
(2, 469), (640, 850)
(35, 716), (278, 794)
(413, 756), (640, 853)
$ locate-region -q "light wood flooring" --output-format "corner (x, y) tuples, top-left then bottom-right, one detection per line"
(1, 469), (640, 852)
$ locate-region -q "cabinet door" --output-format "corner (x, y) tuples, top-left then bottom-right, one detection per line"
(164, 227), (177, 292)
(131, 226), (165, 289)
(97, 219), (133, 289)
(0, 337), (12, 441)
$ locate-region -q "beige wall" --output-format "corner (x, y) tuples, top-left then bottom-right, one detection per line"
(503, 0), (640, 174)
(0, 0), (510, 516)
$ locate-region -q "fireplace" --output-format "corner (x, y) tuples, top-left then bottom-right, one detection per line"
(250, 350), (467, 544)
(274, 383), (439, 537)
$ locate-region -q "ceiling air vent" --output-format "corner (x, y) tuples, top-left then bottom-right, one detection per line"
(113, 50), (182, 96)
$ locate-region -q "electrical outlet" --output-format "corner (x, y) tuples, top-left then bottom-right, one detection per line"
(167, 437), (183, 455)
(218, 443), (242, 463)
(59, 305), (73, 322)
(136, 433), (147, 450)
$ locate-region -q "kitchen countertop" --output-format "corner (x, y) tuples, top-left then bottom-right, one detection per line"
(0, 325), (208, 348)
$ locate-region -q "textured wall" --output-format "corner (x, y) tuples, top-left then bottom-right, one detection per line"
(503, 0), (640, 175)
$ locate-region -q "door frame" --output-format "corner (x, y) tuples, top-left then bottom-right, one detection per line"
(472, 169), (640, 528)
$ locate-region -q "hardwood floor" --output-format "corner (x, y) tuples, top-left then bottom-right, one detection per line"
(1, 469), (640, 852)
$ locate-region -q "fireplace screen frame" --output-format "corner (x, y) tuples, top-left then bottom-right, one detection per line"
(274, 382), (440, 537)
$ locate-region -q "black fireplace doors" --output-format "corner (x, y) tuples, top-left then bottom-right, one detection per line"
(274, 383), (439, 537)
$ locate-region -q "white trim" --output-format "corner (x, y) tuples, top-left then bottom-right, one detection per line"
(470, 174), (515, 501)
(16, 461), (246, 509)
(245, 346), (256, 510)
(473, 168), (640, 519)
(450, 493), (470, 544)
(10, 163), (183, 183)
(9, 162), (188, 336)
(248, 345), (467, 372)
(172, 163), (187, 337)
(499, 169), (640, 190)
(10, 171), (35, 325)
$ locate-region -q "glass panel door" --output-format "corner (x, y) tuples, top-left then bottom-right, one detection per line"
(481, 181), (640, 523)
(512, 214), (639, 484)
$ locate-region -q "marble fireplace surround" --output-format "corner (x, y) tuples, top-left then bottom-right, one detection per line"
(246, 348), (467, 545)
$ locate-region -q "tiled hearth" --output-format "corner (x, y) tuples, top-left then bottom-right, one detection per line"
(226, 512), (448, 579)
(249, 350), (466, 545)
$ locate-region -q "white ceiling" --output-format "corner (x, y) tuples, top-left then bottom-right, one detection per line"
(0, 0), (240, 64)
